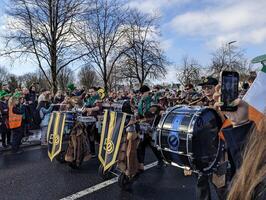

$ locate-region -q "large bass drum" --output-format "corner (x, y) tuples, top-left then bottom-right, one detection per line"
(153, 105), (223, 173)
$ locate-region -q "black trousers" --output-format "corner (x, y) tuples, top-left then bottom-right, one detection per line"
(11, 127), (24, 152)
(0, 123), (11, 145)
(196, 148), (235, 200)
(137, 134), (163, 164)
(196, 173), (229, 200)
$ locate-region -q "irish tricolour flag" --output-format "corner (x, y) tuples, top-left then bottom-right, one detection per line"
(243, 64), (266, 124)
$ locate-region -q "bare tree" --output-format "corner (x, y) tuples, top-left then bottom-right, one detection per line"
(2, 0), (87, 93)
(57, 67), (74, 91)
(0, 66), (9, 85)
(177, 56), (202, 86)
(75, 0), (129, 92)
(17, 73), (39, 88)
(119, 10), (168, 86)
(78, 66), (100, 89)
(209, 43), (249, 79)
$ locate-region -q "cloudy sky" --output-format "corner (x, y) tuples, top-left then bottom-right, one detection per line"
(0, 0), (266, 83)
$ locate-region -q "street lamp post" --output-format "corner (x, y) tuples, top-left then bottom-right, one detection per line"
(228, 40), (237, 69)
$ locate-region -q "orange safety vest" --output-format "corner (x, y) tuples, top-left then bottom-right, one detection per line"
(8, 106), (22, 129)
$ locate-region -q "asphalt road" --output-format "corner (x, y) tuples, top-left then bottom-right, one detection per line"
(0, 146), (217, 200)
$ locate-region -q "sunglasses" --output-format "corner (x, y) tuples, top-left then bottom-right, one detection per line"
(202, 85), (214, 90)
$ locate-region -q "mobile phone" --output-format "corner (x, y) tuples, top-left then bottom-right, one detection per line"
(220, 71), (239, 112)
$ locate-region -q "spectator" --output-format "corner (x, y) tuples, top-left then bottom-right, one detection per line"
(37, 95), (54, 145)
(0, 91), (12, 148)
(8, 92), (25, 154)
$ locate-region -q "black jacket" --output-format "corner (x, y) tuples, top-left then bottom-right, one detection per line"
(222, 121), (254, 170)
(0, 100), (8, 123)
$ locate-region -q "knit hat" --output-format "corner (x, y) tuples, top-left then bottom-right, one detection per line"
(12, 92), (22, 99)
(67, 83), (76, 91)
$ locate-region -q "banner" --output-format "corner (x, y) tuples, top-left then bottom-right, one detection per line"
(47, 112), (66, 161)
(98, 110), (129, 172)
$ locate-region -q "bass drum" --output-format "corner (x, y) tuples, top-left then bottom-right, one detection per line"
(154, 105), (223, 173)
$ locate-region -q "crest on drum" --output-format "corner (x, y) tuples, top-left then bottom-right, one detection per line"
(168, 132), (179, 151)
(167, 115), (183, 151)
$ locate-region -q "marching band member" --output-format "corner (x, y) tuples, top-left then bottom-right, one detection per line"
(190, 77), (218, 106)
(193, 77), (237, 200)
(83, 87), (103, 157)
(136, 85), (164, 172)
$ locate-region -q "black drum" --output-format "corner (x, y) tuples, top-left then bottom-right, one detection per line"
(153, 105), (223, 173)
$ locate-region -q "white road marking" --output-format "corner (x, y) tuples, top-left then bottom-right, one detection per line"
(60, 161), (158, 200)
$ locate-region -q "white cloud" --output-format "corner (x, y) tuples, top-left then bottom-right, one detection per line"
(170, 0), (266, 48)
(160, 38), (173, 51)
(128, 0), (190, 15)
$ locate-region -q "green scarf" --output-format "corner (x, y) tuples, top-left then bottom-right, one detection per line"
(85, 94), (100, 107)
(138, 95), (152, 116)
(153, 92), (162, 104)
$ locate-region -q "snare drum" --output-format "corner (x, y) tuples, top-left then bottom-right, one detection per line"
(112, 100), (133, 114)
(154, 105), (223, 173)
(64, 111), (76, 129)
(77, 116), (96, 126)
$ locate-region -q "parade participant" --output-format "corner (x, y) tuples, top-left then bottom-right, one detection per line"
(136, 85), (164, 171)
(84, 87), (101, 110)
(239, 82), (249, 99)
(1, 82), (11, 93)
(188, 77), (230, 200)
(53, 90), (65, 104)
(152, 85), (162, 104)
(8, 92), (25, 154)
(83, 87), (102, 157)
(137, 85), (152, 119)
(190, 77), (218, 106)
(0, 91), (12, 148)
(176, 83), (200, 105)
(37, 94), (54, 145)
(67, 83), (76, 97)
(129, 90), (140, 112)
(51, 90), (65, 112)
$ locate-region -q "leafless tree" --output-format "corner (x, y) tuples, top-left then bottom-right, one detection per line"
(0, 66), (9, 85)
(78, 66), (100, 89)
(209, 43), (249, 79)
(17, 73), (39, 88)
(2, 0), (87, 93)
(75, 0), (129, 92)
(177, 56), (202, 86)
(57, 67), (74, 91)
(118, 10), (168, 86)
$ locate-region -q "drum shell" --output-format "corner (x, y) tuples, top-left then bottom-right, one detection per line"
(156, 106), (222, 172)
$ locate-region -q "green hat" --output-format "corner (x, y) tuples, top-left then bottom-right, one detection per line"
(67, 83), (75, 91)
(0, 91), (11, 99)
(13, 92), (22, 99)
